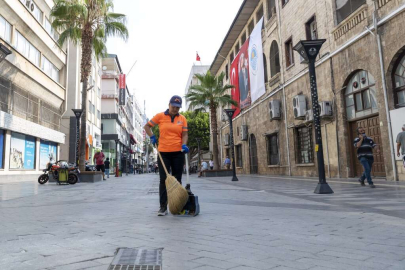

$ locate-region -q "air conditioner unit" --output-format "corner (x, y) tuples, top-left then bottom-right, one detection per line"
(224, 134), (230, 146)
(293, 95), (306, 119)
(241, 125), (248, 141)
(319, 101), (333, 117)
(221, 112), (228, 122)
(305, 109), (313, 122)
(26, 1), (35, 12)
(269, 99), (281, 120)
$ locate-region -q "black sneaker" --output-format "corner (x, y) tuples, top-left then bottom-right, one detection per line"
(358, 178), (365, 186)
(157, 207), (167, 216)
(369, 184), (376, 188)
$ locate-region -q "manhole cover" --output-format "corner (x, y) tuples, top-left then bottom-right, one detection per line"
(108, 248), (162, 270)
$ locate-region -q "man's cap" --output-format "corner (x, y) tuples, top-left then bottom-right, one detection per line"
(170, 95), (182, 107)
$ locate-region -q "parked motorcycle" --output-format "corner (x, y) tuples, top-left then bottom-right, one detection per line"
(38, 159), (79, 185)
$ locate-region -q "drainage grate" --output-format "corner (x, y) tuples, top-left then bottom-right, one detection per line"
(108, 248), (162, 270)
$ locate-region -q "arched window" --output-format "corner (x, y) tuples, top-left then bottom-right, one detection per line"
(270, 41), (280, 77)
(263, 53), (268, 83)
(393, 54), (405, 107)
(345, 70), (378, 120)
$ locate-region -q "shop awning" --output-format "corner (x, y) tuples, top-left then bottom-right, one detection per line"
(130, 134), (137, 145)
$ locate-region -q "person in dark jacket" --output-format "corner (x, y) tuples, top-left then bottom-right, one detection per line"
(354, 127), (379, 188)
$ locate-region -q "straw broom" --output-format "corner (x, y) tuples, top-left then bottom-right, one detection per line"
(157, 150), (189, 214)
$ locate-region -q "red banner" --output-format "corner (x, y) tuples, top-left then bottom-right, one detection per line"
(239, 39), (251, 109)
(119, 74), (126, 89)
(230, 53), (241, 118)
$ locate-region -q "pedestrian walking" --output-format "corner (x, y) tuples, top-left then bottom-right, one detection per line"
(224, 156), (231, 170)
(354, 127), (379, 188)
(154, 163), (158, 174)
(396, 124), (405, 168)
(209, 159), (214, 170)
(93, 149), (106, 180)
(104, 158), (110, 179)
(198, 160), (208, 177)
(144, 95), (189, 216)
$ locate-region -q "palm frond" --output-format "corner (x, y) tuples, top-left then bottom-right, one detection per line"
(105, 21), (128, 40)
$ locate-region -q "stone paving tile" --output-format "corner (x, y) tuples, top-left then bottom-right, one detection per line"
(319, 250), (372, 260)
(1, 174), (405, 270)
(45, 260), (103, 270)
(227, 257), (280, 269)
(191, 257), (242, 269)
(191, 266), (224, 270)
(260, 257), (316, 270)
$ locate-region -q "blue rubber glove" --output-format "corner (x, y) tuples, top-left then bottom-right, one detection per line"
(181, 144), (189, 153)
(150, 135), (157, 146)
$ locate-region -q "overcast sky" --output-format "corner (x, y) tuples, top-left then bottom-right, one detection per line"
(106, 0), (243, 119)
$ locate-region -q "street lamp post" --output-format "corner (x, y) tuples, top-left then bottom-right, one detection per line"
(0, 43), (12, 63)
(72, 109), (83, 166)
(195, 137), (201, 170)
(114, 139), (120, 177)
(224, 109), (238, 182)
(293, 40), (333, 194)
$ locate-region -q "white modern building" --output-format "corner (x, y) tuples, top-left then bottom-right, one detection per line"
(100, 54), (136, 174)
(0, 0), (66, 180)
(184, 65), (209, 110)
(133, 97), (144, 167)
(59, 40), (102, 165)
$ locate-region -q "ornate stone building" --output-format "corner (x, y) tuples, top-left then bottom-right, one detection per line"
(211, 0), (405, 180)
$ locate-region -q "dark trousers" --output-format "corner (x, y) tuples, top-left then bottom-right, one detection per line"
(359, 157), (374, 184)
(158, 151), (184, 207)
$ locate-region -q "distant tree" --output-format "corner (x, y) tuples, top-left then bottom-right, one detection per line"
(186, 71), (237, 169)
(151, 111), (209, 159)
(182, 111), (210, 160)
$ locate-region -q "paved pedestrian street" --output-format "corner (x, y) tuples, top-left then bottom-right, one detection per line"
(1, 174), (405, 270)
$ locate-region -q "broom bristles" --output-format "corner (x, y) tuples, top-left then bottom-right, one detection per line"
(166, 175), (189, 214)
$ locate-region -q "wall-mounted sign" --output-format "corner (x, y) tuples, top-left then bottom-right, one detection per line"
(119, 74), (126, 105)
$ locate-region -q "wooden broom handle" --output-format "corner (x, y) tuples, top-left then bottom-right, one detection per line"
(157, 149), (169, 176)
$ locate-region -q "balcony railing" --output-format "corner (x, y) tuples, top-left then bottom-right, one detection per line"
(333, 5), (368, 41)
(0, 76), (62, 131)
(377, 0), (392, 8)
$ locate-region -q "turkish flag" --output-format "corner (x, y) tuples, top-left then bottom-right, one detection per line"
(196, 53), (201, 61)
(230, 53), (241, 118)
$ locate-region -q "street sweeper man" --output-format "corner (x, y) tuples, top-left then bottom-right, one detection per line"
(144, 95), (189, 216)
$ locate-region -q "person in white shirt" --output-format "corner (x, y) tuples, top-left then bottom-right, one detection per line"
(198, 161), (208, 177)
(209, 160), (214, 170)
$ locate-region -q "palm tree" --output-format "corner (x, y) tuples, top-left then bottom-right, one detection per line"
(186, 71), (237, 170)
(51, 0), (128, 170)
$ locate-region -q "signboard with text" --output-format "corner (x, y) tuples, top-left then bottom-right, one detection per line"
(119, 74), (126, 105)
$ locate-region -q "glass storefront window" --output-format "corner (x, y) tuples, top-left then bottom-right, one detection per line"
(39, 140), (57, 169)
(10, 132), (36, 169)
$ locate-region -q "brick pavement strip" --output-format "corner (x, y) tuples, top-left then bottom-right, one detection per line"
(1, 174), (405, 270)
